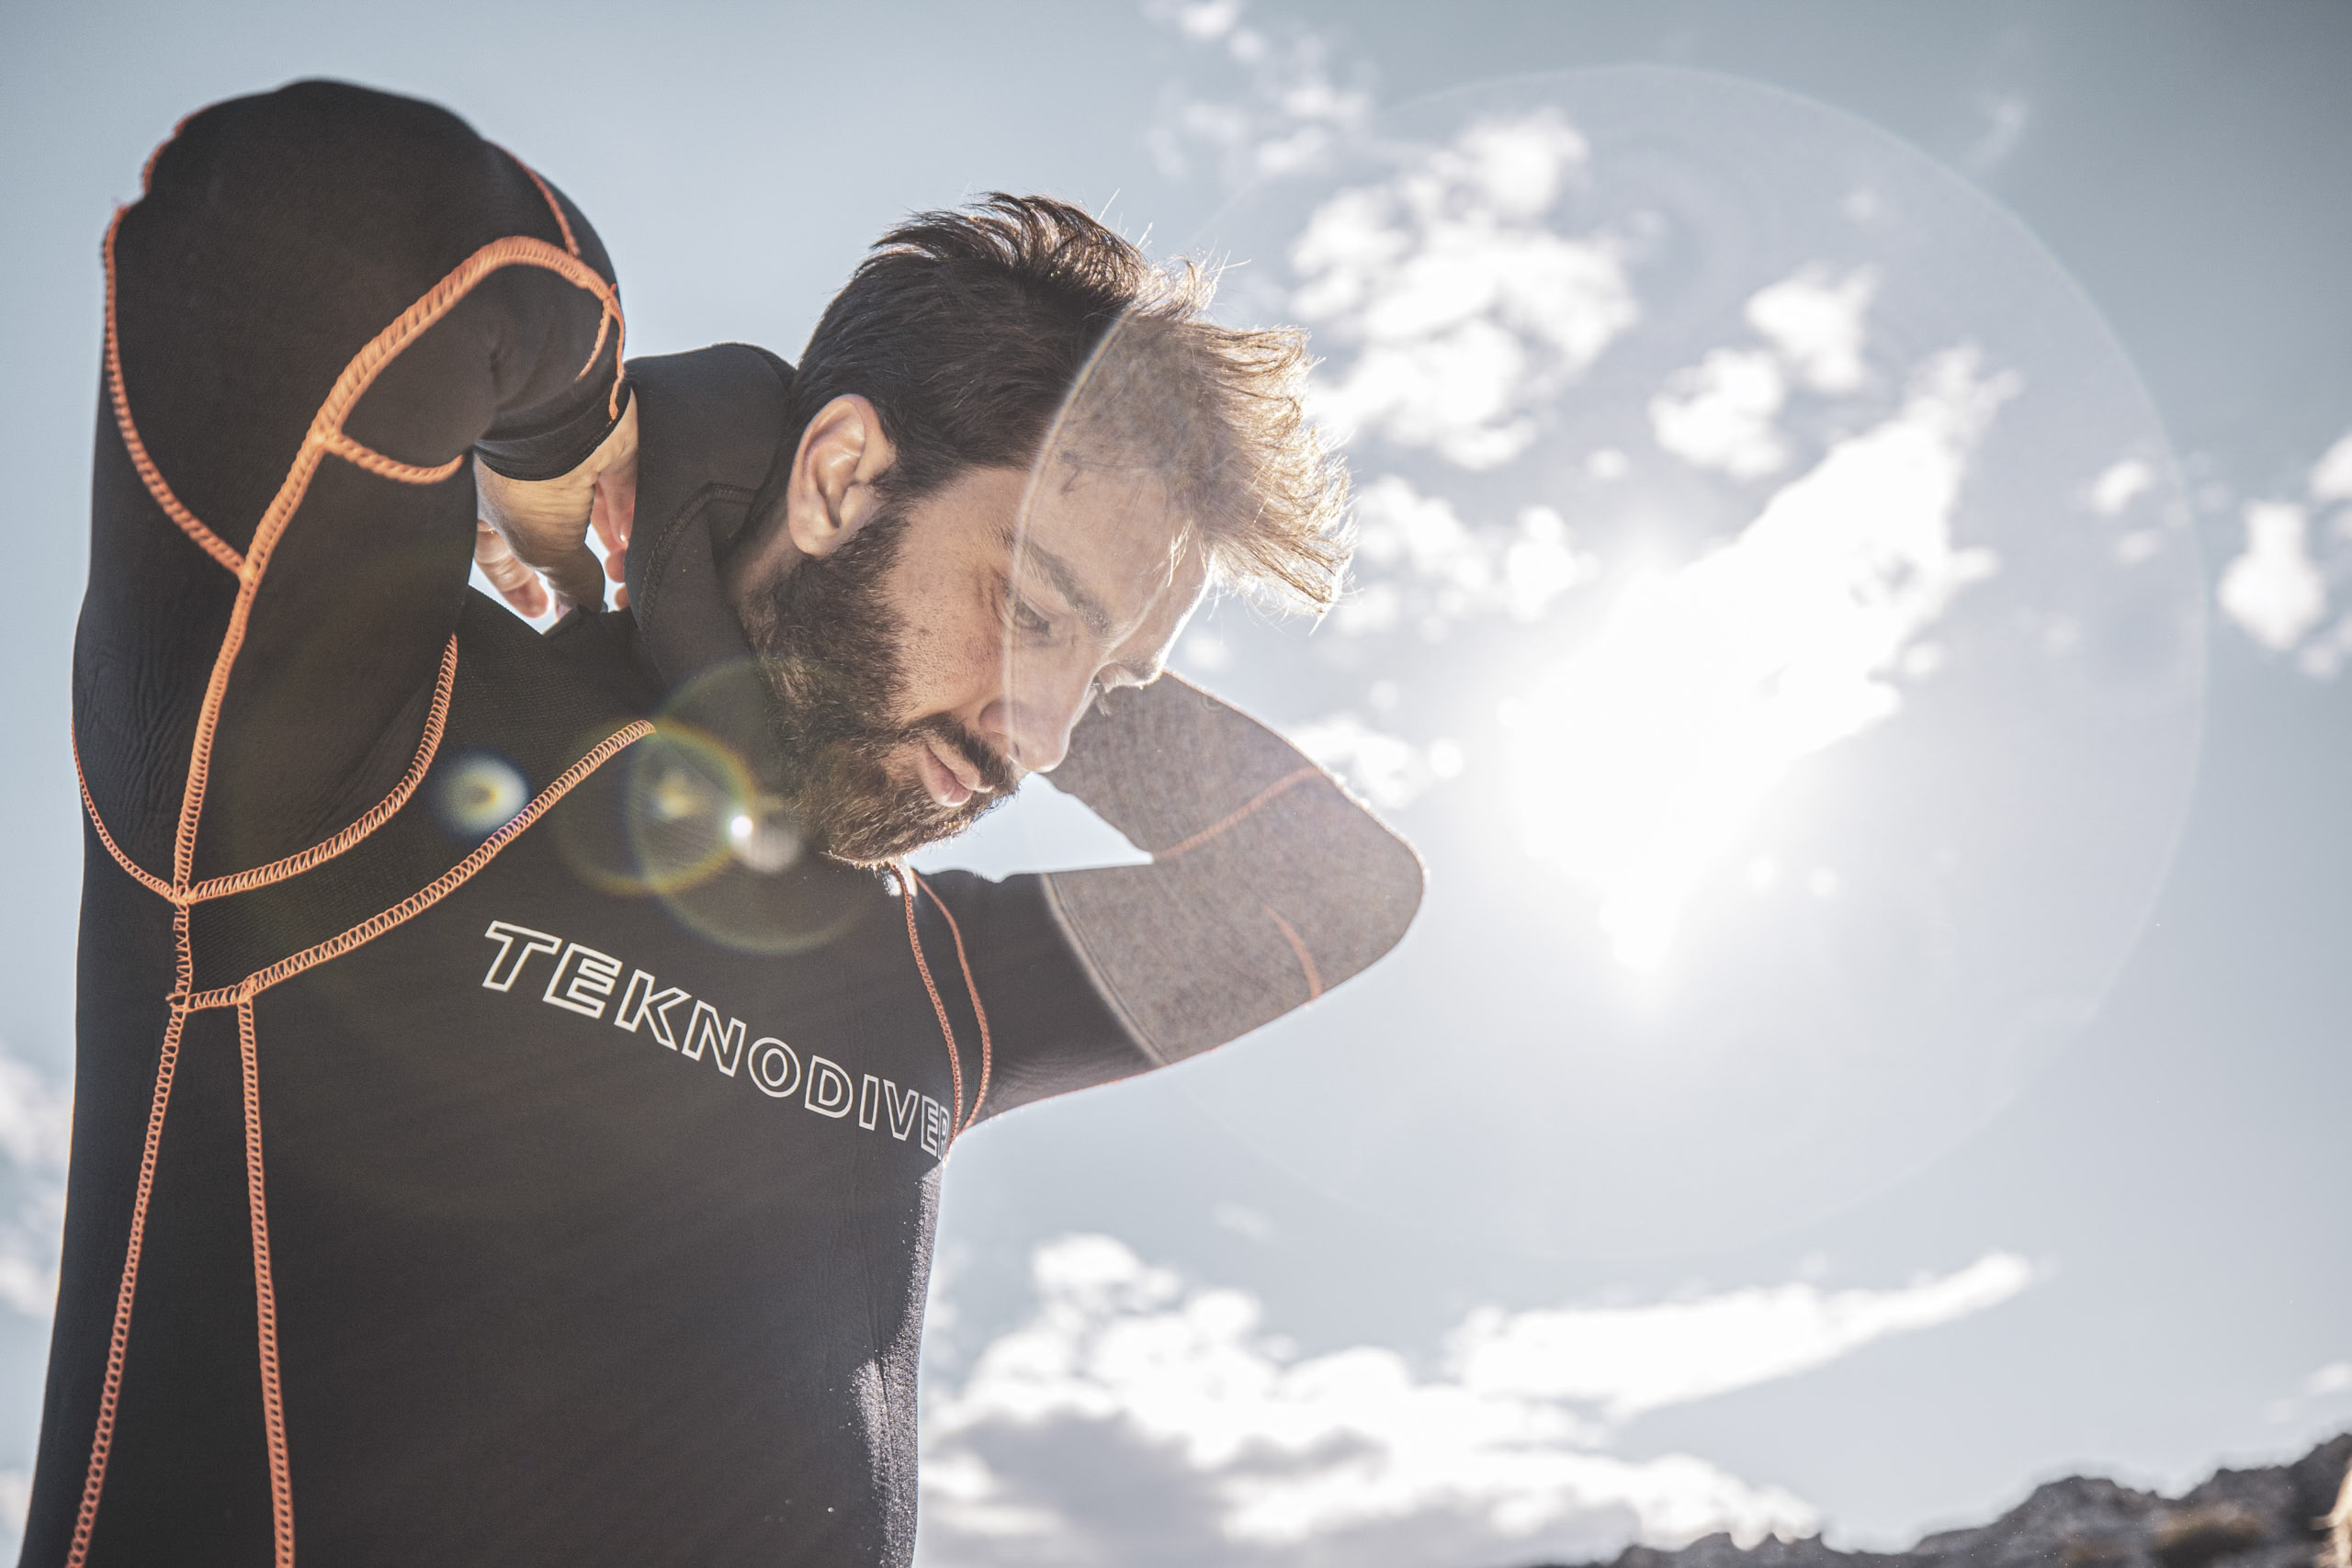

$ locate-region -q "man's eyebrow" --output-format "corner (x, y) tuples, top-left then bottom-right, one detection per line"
(1016, 542), (1115, 641)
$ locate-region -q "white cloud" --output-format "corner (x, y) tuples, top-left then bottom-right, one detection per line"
(1649, 348), (1790, 479)
(1446, 1253), (2034, 1422)
(2266, 1359), (2352, 1426)
(1143, 1), (1373, 186)
(920, 1236), (2031, 1567)
(2087, 458), (2156, 518)
(1747, 266), (1877, 394)
(2216, 502), (2327, 655)
(1510, 346), (2013, 972)
(1290, 110), (1638, 468)
(0, 1051), (68, 1320)
(2308, 430), (2352, 502)
(1652, 267), (1876, 480)
(1964, 93), (2031, 172)
(1289, 711), (1454, 810)
(1163, 0), (1241, 40)
(2298, 616), (2352, 681)
(1211, 1202), (1275, 1243)
(1340, 474), (1596, 638)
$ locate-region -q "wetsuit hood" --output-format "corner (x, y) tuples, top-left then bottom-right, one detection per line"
(618, 344), (800, 696)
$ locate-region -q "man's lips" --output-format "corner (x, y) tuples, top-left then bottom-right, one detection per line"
(916, 739), (985, 809)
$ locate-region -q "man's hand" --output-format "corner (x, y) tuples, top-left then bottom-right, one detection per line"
(473, 396), (640, 619)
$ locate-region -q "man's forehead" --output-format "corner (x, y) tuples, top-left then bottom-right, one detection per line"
(1014, 457), (1201, 614)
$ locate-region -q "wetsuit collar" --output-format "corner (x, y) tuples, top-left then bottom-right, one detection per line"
(619, 344), (800, 696)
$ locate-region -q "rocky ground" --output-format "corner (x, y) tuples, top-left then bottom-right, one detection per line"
(1546, 1434), (2352, 1568)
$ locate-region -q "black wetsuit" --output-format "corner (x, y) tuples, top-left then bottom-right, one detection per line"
(31, 81), (1161, 1567)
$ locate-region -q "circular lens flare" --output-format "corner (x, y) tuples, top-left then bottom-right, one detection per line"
(434, 751), (528, 840)
(1154, 66), (2202, 1258)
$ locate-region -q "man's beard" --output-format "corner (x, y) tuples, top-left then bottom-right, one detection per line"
(743, 500), (1013, 865)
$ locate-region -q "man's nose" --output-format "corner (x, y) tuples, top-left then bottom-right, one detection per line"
(985, 675), (1093, 775)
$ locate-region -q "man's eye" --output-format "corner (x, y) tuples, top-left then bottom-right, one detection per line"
(1012, 600), (1051, 636)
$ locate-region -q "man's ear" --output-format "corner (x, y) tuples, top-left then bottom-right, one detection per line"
(786, 394), (896, 559)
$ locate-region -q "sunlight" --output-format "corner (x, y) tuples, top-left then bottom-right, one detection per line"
(1508, 348), (2013, 972)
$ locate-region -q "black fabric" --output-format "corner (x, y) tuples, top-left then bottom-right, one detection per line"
(622, 344), (795, 692)
(34, 80), (1148, 1568)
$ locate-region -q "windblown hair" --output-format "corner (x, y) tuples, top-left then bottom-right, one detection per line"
(791, 194), (1351, 612)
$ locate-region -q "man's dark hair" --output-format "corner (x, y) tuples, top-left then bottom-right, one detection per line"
(790, 194), (1351, 611)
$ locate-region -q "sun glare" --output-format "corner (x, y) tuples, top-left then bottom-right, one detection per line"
(1508, 349), (2011, 973)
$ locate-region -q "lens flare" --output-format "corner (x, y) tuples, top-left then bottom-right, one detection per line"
(433, 751), (528, 840)
(1145, 66), (2203, 1258)
(644, 660), (868, 954)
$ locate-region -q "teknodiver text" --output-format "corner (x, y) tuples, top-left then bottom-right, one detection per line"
(478, 919), (953, 1159)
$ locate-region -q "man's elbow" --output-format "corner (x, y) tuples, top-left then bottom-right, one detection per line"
(1359, 818), (1426, 966)
(1306, 815), (1424, 994)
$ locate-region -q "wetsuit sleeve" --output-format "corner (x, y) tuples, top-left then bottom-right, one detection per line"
(903, 870), (1157, 1127)
(910, 679), (1422, 1129)
(1038, 676), (1425, 1066)
(75, 79), (625, 885)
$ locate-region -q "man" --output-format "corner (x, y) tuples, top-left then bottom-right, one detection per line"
(31, 79), (1419, 1566)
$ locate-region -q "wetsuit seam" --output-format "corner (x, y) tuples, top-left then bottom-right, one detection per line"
(898, 874), (966, 1135)
(911, 873), (994, 1131)
(62, 994), (185, 1568)
(318, 430), (465, 485)
(1262, 904), (1324, 1002)
(1151, 765), (1326, 859)
(72, 187), (629, 1562)
(236, 998), (295, 1567)
(183, 720), (652, 1010)
(103, 209), (243, 575)
(73, 634), (460, 903)
(165, 234), (619, 896)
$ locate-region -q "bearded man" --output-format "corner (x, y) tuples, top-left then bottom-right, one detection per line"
(27, 78), (1419, 1568)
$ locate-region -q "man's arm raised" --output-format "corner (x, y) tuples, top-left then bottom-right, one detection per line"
(1038, 674), (1424, 1066)
(78, 80), (626, 879)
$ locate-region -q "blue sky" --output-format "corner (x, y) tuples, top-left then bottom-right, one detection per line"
(2, 2), (2348, 1562)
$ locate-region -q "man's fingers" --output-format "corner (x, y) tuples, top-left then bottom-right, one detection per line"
(475, 521), (549, 618)
(590, 472), (633, 608)
(538, 542), (607, 615)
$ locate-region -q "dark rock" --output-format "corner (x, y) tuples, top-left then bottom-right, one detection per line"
(1531, 1433), (2351, 1568)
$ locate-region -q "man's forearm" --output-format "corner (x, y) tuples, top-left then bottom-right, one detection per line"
(1040, 676), (1424, 1064)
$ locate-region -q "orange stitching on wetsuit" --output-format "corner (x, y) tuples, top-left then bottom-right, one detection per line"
(914, 874), (994, 1133)
(73, 198), (632, 1562)
(71, 718), (642, 1559)
(502, 148), (581, 257)
(899, 874), (965, 1134)
(137, 114), (192, 196)
(580, 300), (616, 388)
(589, 303), (628, 413)
(170, 234), (617, 893)
(182, 721), (651, 1010)
(103, 209), (243, 575)
(183, 636), (459, 902)
(1263, 905), (1324, 1002)
(74, 636), (460, 904)
(71, 727), (175, 900)
(1153, 766), (1324, 860)
(237, 998), (296, 1568)
(320, 430), (466, 485)
(489, 148), (632, 398)
(64, 996), (186, 1568)
(502, 157), (631, 408)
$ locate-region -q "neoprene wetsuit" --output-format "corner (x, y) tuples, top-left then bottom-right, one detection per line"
(28, 80), (1420, 1568)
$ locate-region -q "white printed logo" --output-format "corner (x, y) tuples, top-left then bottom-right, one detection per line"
(479, 920), (948, 1159)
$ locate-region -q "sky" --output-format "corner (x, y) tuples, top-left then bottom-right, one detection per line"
(3, 2), (2350, 1564)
